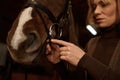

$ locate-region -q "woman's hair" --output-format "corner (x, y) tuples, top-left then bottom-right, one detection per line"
(87, 0), (120, 25)
(116, 0), (120, 23)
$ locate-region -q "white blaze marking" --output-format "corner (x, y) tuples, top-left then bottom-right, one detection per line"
(11, 7), (33, 50)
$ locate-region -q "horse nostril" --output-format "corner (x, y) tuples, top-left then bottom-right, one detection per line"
(27, 32), (36, 47)
(25, 31), (41, 53)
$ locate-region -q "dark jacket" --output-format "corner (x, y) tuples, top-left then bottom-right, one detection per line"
(76, 23), (120, 80)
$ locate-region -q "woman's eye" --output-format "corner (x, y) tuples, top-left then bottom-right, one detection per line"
(99, 1), (109, 7)
(100, 3), (106, 7)
(91, 4), (96, 11)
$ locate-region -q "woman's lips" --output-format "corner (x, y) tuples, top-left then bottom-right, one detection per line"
(95, 18), (104, 23)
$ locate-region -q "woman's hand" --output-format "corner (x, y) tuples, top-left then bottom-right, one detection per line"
(46, 42), (61, 64)
(46, 39), (85, 66)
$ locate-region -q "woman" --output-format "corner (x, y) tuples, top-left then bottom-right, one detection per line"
(46, 0), (120, 80)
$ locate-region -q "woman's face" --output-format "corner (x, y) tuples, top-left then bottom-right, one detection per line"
(91, 0), (117, 28)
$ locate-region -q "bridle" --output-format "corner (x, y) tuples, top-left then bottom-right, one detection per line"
(24, 0), (72, 63)
(25, 0), (71, 39)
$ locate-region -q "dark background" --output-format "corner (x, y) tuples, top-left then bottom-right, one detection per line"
(0, 0), (27, 43)
(0, 0), (92, 48)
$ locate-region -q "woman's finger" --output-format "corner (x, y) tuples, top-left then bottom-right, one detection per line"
(50, 43), (60, 50)
(45, 44), (51, 55)
(51, 39), (70, 46)
(59, 46), (70, 51)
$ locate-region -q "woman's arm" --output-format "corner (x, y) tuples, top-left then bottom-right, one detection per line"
(77, 54), (120, 80)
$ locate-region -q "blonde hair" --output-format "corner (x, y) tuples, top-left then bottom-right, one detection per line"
(87, 0), (120, 25)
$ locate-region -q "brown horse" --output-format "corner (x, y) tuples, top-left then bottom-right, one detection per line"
(6, 0), (78, 79)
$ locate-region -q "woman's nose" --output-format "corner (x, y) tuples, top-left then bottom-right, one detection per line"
(94, 6), (102, 16)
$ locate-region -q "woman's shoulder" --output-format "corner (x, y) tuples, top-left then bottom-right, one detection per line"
(85, 36), (101, 55)
(87, 36), (101, 46)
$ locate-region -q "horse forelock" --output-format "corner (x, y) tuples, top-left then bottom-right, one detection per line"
(11, 7), (33, 50)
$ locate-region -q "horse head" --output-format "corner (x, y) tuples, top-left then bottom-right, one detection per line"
(7, 0), (78, 66)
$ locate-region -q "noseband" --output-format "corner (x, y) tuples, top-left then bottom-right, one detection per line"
(24, 0), (72, 63)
